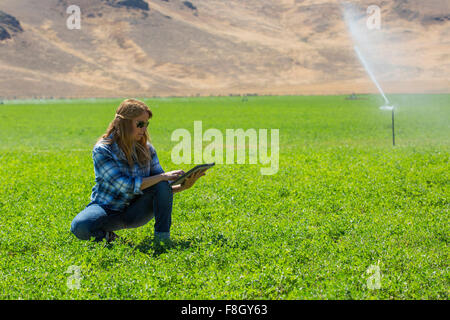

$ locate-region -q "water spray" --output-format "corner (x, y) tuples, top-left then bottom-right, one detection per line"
(354, 46), (395, 146)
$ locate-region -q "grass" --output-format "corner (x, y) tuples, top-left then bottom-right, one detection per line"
(0, 94), (448, 299)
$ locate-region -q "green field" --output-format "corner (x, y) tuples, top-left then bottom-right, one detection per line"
(0, 94), (448, 299)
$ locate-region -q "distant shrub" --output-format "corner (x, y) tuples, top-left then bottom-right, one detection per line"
(115, 0), (149, 11)
(183, 1), (197, 10)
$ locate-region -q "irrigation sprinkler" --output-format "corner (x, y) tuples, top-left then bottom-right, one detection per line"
(391, 106), (395, 146)
(379, 104), (395, 146)
(354, 46), (396, 146)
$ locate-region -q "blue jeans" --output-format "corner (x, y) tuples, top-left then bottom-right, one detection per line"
(70, 180), (173, 241)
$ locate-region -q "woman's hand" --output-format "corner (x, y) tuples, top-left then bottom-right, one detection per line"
(180, 170), (206, 190)
(160, 170), (185, 182)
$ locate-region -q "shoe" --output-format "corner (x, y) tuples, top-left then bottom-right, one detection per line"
(105, 231), (119, 243)
(154, 231), (171, 246)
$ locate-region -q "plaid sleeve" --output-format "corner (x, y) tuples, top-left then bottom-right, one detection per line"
(93, 145), (143, 195)
(149, 144), (165, 176)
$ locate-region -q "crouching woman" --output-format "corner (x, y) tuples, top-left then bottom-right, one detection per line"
(70, 99), (205, 244)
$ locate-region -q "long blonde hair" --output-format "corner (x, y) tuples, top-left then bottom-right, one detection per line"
(97, 99), (153, 168)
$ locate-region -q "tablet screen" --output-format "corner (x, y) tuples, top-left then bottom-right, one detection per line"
(168, 162), (215, 186)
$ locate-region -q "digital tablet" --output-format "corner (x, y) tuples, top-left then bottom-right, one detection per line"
(168, 162), (215, 186)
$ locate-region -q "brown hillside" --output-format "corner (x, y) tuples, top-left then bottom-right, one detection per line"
(0, 0), (448, 98)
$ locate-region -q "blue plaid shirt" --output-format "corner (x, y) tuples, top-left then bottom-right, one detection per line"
(88, 134), (165, 212)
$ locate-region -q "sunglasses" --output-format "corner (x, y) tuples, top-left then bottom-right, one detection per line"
(136, 120), (149, 128)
